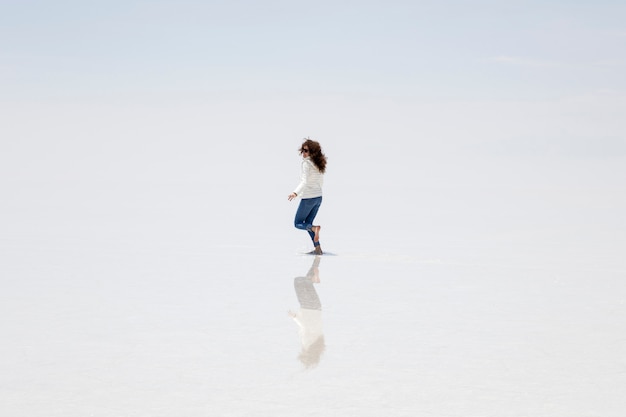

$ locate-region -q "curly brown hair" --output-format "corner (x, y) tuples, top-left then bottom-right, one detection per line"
(299, 138), (327, 173)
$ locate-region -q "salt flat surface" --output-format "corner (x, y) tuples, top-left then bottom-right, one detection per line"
(1, 177), (625, 416)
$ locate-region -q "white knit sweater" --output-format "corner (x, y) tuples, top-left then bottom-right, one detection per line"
(293, 157), (324, 199)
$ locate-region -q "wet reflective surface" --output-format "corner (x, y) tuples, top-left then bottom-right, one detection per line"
(2, 235), (625, 416)
(2, 158), (625, 416)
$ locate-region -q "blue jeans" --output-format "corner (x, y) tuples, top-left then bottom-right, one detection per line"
(294, 196), (322, 246)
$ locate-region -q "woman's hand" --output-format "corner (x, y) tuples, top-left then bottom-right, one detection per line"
(288, 192), (297, 201)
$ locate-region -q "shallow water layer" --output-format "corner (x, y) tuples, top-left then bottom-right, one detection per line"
(1, 229), (625, 417)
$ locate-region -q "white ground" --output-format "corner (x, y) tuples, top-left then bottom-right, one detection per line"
(1, 97), (625, 416)
(2, 154), (625, 416)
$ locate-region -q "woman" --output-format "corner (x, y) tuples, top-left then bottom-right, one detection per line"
(288, 138), (327, 255)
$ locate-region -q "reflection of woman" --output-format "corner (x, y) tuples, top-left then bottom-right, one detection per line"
(289, 256), (325, 368)
(287, 138), (327, 255)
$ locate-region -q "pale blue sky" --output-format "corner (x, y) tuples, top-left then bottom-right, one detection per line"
(1, 0), (625, 188)
(2, 0), (625, 99)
